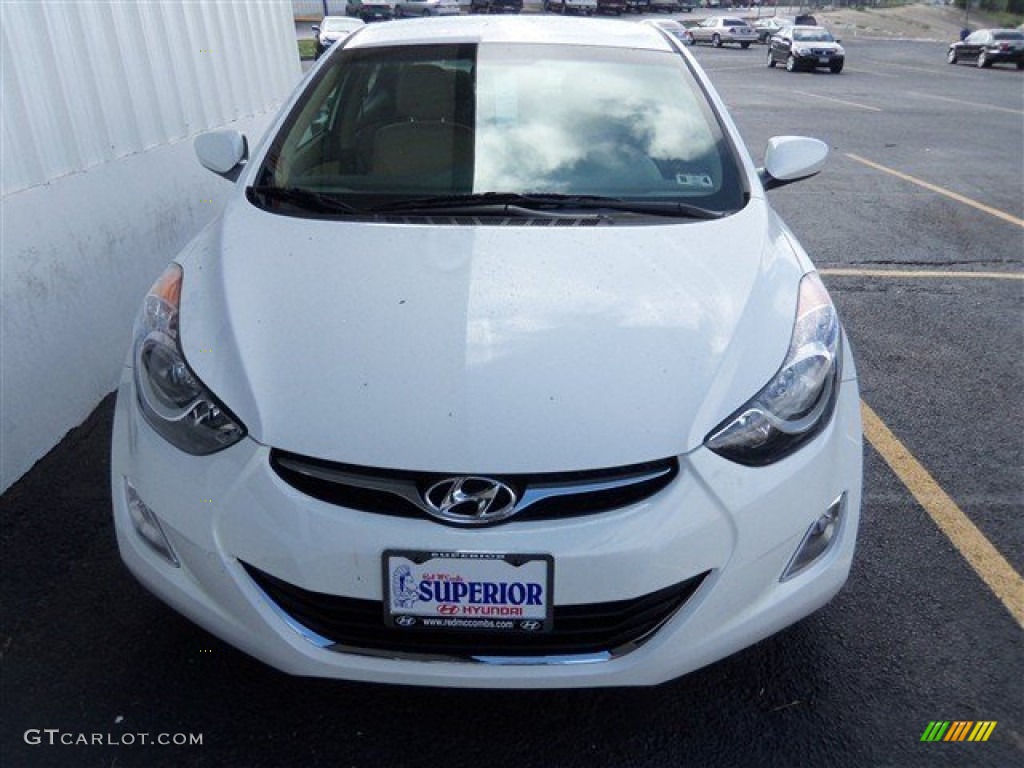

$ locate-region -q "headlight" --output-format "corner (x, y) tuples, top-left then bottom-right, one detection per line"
(705, 272), (841, 466)
(132, 263), (246, 455)
(792, 46), (809, 56)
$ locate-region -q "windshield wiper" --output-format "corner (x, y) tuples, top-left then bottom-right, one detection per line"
(370, 192), (724, 220)
(247, 186), (360, 215)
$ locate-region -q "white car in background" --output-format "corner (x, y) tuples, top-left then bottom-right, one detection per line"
(691, 16), (758, 48)
(113, 16), (862, 689)
(312, 16), (365, 59)
(545, 0), (599, 14)
(394, 0), (461, 16)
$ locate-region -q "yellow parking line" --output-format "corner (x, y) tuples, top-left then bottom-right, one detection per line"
(861, 401), (1024, 629)
(821, 268), (1024, 281)
(843, 67), (899, 78)
(792, 90), (882, 112)
(846, 154), (1024, 229)
(878, 62), (967, 76)
(907, 91), (1024, 117)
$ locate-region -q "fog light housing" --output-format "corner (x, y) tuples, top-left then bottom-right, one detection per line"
(125, 479), (179, 567)
(781, 494), (845, 581)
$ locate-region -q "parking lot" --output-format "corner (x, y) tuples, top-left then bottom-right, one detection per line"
(2, 29), (1022, 768)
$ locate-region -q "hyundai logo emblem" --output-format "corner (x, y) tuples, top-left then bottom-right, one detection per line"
(423, 476), (518, 525)
(395, 615), (417, 627)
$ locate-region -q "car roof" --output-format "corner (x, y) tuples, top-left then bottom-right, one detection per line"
(347, 15), (674, 52)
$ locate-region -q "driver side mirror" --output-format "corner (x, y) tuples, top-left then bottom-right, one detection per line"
(194, 130), (248, 182)
(759, 136), (828, 190)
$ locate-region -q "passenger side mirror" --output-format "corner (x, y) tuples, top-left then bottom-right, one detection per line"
(194, 130), (248, 182)
(759, 136), (828, 190)
(311, 25), (320, 35)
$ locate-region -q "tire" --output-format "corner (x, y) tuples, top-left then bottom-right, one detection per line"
(786, 54), (796, 72)
(977, 51), (991, 68)
(712, 34), (722, 48)
(830, 61), (843, 74)
(1017, 61), (1024, 70)
(947, 48), (957, 64)
(741, 42), (750, 49)
(422, 9), (431, 16)
(767, 50), (776, 67)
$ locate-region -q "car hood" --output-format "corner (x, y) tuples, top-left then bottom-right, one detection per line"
(178, 199), (806, 473)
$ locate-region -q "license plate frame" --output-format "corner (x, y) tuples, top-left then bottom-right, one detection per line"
(383, 550), (554, 634)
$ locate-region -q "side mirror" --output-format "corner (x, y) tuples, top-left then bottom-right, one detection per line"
(759, 136), (828, 190)
(311, 25), (320, 35)
(835, 38), (842, 44)
(194, 130), (248, 182)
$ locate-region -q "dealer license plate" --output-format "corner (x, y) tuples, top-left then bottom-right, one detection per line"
(383, 550), (553, 633)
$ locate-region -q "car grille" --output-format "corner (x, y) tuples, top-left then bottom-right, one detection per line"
(270, 450), (679, 524)
(243, 562), (708, 660)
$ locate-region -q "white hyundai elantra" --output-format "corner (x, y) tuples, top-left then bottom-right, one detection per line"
(111, 16), (862, 688)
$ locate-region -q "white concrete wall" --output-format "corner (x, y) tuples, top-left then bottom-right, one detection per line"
(1, 1), (303, 492)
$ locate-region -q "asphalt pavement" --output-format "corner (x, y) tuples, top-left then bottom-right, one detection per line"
(2, 33), (1022, 768)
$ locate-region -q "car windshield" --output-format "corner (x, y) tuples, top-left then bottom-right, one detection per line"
(723, 19), (747, 27)
(254, 42), (744, 213)
(792, 29), (834, 42)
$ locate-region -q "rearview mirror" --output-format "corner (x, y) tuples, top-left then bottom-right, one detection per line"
(759, 136), (828, 190)
(194, 130), (248, 182)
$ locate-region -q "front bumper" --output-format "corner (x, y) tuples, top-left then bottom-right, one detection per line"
(112, 358), (862, 688)
(793, 52), (844, 68)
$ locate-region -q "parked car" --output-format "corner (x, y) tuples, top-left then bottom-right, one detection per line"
(644, 17), (694, 46)
(624, 0), (650, 11)
(312, 16), (365, 59)
(690, 16), (758, 48)
(596, 0), (628, 15)
(118, 15), (862, 690)
(794, 13), (817, 26)
(545, 0), (598, 13)
(649, 0), (694, 11)
(394, 0), (461, 16)
(752, 16), (793, 44)
(345, 0), (395, 22)
(947, 28), (1024, 69)
(768, 25), (844, 73)
(470, 0), (522, 12)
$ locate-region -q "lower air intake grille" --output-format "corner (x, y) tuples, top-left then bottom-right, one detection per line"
(244, 562), (707, 661)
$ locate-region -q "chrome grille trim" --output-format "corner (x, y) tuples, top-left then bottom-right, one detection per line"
(270, 450), (679, 524)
